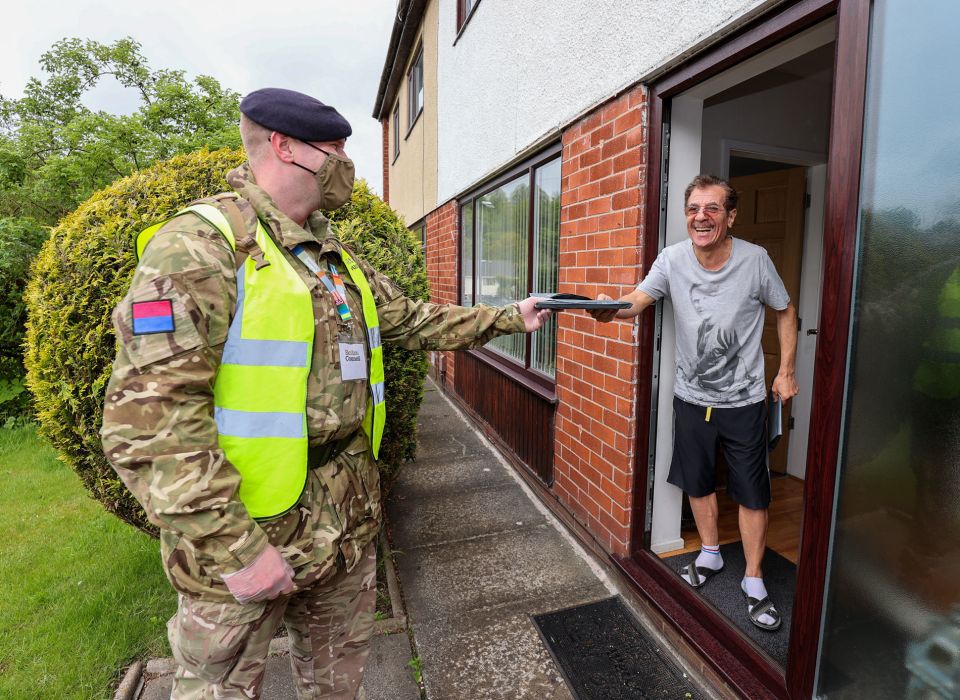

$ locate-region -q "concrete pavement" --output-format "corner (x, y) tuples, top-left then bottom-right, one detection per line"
(127, 376), (714, 699)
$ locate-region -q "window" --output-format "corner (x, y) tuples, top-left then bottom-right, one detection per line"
(407, 46), (423, 129)
(459, 150), (561, 378)
(392, 103), (400, 160)
(457, 0), (480, 32)
(410, 221), (426, 251)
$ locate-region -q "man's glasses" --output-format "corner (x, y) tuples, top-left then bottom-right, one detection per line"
(685, 204), (725, 217)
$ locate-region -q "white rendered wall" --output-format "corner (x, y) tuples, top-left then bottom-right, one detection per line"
(436, 0), (780, 202)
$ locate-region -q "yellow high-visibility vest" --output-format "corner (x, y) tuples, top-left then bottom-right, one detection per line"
(136, 203), (386, 519)
(914, 267), (960, 400)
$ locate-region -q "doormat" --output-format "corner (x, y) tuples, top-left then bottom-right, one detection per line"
(662, 544), (796, 668)
(532, 597), (702, 699)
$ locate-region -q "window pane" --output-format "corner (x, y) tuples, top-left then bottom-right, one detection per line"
(408, 51), (423, 123)
(392, 105), (399, 157)
(817, 2), (960, 697)
(461, 202), (474, 306)
(477, 175), (529, 362)
(531, 157), (561, 377)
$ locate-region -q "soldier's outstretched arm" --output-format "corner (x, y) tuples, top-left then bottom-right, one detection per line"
(359, 261), (543, 350)
(100, 219), (270, 578)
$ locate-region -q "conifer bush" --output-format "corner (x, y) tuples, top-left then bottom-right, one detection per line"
(24, 148), (428, 535)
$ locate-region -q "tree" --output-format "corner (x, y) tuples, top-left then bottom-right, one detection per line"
(0, 37), (242, 418)
(0, 37), (241, 226)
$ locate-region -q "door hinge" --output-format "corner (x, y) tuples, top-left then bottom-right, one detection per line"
(789, 417), (795, 430)
(804, 193), (812, 209)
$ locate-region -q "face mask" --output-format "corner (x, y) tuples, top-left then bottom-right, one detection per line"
(293, 142), (356, 210)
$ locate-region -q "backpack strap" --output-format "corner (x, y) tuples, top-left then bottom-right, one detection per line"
(194, 194), (271, 271)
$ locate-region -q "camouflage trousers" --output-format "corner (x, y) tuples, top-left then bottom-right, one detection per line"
(168, 542), (377, 699)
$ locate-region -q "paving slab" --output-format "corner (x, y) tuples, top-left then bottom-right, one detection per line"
(389, 481), (546, 549)
(392, 452), (515, 496)
(412, 430), (490, 463)
(395, 523), (607, 624)
(418, 611), (577, 700)
(360, 631), (421, 700)
(137, 632), (415, 699)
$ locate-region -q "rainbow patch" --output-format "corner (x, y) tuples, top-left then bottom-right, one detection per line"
(132, 299), (175, 335)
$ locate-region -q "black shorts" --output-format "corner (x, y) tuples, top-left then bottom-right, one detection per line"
(667, 396), (771, 509)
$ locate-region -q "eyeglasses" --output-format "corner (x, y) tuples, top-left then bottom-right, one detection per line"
(685, 204), (725, 217)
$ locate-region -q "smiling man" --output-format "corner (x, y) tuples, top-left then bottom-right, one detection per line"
(591, 173), (798, 632)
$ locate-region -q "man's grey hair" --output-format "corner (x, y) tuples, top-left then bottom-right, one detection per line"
(684, 174), (738, 211)
(239, 114), (273, 164)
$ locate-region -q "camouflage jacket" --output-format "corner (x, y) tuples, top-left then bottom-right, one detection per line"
(101, 163), (525, 601)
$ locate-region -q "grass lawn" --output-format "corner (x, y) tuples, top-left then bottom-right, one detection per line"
(0, 425), (175, 699)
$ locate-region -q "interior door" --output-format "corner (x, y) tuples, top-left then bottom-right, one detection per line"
(730, 167), (806, 472)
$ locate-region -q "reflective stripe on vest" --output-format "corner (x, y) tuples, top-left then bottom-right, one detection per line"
(914, 267), (960, 400)
(138, 203), (312, 519)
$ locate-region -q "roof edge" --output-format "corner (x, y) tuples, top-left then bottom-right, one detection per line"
(372, 0), (429, 120)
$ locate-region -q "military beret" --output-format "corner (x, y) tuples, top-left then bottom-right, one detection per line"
(240, 87), (352, 142)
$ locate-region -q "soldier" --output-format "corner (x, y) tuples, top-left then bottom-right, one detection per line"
(100, 87), (551, 699)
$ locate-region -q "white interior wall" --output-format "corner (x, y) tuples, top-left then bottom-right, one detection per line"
(700, 76), (832, 175)
(436, 0), (778, 202)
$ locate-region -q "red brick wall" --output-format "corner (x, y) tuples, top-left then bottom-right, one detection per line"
(425, 201), (459, 390)
(381, 118), (390, 205)
(553, 85), (649, 555)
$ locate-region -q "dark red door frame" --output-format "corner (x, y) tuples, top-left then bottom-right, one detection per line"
(612, 0), (872, 698)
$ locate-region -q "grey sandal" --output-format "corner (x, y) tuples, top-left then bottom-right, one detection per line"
(743, 591), (782, 631)
(680, 561), (724, 588)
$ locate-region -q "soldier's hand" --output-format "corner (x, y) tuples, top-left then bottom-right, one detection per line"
(222, 544), (296, 604)
(589, 293), (620, 323)
(517, 297), (552, 332)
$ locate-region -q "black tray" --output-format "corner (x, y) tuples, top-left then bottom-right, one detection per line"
(532, 293), (629, 310)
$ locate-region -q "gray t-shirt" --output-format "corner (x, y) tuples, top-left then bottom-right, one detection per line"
(638, 237), (790, 407)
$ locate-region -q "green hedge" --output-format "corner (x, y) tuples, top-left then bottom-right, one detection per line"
(24, 148), (428, 534)
(0, 218), (48, 423)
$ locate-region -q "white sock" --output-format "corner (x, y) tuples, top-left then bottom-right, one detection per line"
(742, 576), (776, 626)
(681, 545), (723, 585)
(696, 544), (723, 571)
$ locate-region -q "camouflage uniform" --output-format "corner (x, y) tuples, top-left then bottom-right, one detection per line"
(101, 163), (526, 698)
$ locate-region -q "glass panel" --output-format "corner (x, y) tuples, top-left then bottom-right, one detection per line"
(393, 105), (399, 157)
(531, 157), (561, 377)
(461, 201), (474, 306)
(817, 2), (960, 698)
(477, 175), (529, 362)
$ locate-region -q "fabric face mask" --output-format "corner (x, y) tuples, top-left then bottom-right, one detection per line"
(294, 142), (356, 210)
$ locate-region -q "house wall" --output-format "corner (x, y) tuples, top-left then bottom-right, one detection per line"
(425, 200), (459, 389)
(388, 0), (440, 225)
(436, 0), (780, 203)
(553, 85), (649, 555)
(381, 117), (390, 204)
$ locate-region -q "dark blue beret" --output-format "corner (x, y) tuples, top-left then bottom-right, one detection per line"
(240, 87), (352, 142)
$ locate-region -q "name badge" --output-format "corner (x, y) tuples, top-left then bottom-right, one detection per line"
(339, 342), (367, 381)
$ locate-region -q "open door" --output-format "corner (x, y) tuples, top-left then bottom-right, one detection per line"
(730, 167), (806, 473)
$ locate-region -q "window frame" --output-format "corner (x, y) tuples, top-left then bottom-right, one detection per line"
(392, 102), (400, 162)
(409, 219), (426, 252)
(406, 44), (424, 137)
(458, 142), (563, 392)
(455, 0), (482, 38)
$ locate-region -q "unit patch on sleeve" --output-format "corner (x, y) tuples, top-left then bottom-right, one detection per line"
(132, 299), (176, 335)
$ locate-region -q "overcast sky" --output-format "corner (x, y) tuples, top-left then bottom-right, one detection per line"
(1, 0), (396, 194)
